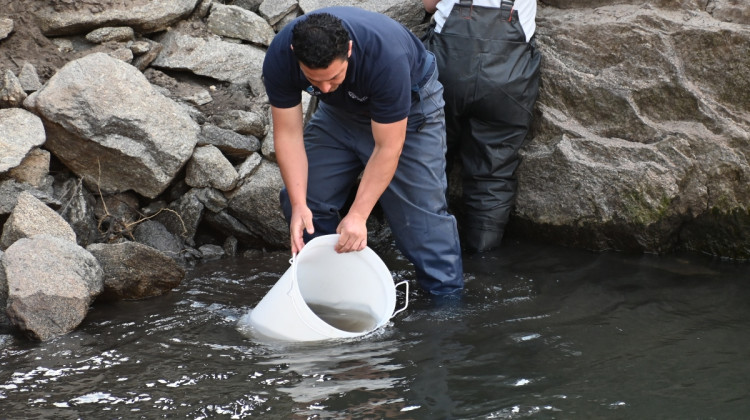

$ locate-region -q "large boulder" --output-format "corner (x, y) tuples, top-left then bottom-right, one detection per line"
(25, 52), (200, 199)
(3, 235), (103, 341)
(511, 5), (750, 258)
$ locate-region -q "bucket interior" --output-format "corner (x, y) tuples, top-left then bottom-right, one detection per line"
(295, 240), (394, 333)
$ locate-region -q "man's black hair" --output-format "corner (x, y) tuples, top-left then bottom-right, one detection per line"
(291, 13), (350, 69)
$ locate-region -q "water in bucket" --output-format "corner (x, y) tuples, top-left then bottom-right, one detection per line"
(240, 234), (408, 342)
(306, 303), (379, 333)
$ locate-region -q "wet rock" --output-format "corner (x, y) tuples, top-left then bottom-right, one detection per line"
(4, 235), (103, 341)
(0, 191), (77, 250)
(87, 241), (185, 301)
(513, 6), (750, 256)
(26, 53), (199, 199)
(203, 210), (264, 247)
(198, 244), (225, 260)
(132, 219), (185, 262)
(223, 235), (238, 256)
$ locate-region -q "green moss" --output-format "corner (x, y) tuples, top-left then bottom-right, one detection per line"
(621, 189), (672, 225)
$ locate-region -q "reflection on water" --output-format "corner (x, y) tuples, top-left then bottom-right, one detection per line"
(1, 239), (750, 419)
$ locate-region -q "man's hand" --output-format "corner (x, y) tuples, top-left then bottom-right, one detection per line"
(331, 118), (406, 253)
(290, 203), (314, 255)
(335, 211), (368, 253)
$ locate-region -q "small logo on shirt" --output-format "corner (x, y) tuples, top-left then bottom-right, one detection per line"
(347, 91), (368, 102)
(305, 85), (321, 96)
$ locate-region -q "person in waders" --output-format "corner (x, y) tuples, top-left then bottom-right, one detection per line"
(262, 7), (463, 296)
(422, 0), (541, 253)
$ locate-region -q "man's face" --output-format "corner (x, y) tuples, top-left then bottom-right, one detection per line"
(299, 57), (348, 94)
(294, 40), (352, 94)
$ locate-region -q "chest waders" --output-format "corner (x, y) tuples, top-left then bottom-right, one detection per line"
(423, 0), (541, 252)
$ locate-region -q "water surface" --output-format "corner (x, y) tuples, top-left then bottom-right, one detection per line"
(1, 239), (748, 419)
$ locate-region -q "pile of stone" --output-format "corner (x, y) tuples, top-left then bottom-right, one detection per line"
(0, 0), (423, 341)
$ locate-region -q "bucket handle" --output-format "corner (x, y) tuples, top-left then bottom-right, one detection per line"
(392, 280), (409, 317)
(287, 254), (297, 294)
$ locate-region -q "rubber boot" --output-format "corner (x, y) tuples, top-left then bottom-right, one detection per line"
(462, 226), (504, 253)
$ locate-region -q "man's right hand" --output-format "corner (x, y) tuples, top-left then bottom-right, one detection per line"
(290, 204), (314, 255)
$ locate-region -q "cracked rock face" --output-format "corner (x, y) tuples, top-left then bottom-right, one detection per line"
(509, 5), (750, 257)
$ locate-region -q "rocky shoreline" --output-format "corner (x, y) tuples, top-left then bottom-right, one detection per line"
(1, 0), (749, 340)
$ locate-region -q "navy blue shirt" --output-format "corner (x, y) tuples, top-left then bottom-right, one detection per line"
(262, 6), (429, 124)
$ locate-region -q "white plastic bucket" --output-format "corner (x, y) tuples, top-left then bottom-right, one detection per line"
(247, 234), (408, 341)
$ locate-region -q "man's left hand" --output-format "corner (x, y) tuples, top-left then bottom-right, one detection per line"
(335, 212), (368, 253)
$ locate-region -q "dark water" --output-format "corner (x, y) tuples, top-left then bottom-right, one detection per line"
(1, 239), (749, 419)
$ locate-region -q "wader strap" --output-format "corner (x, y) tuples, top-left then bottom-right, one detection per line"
(459, 0), (472, 19)
(500, 0), (514, 20)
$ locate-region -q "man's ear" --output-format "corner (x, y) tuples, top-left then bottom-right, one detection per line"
(290, 44), (294, 51)
(347, 40), (352, 58)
